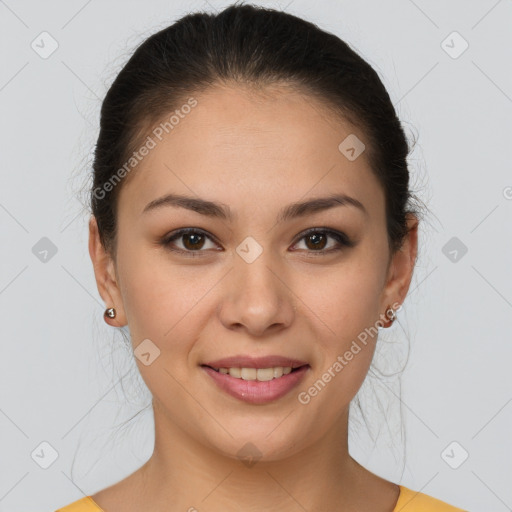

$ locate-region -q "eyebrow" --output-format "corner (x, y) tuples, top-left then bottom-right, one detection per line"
(142, 192), (367, 222)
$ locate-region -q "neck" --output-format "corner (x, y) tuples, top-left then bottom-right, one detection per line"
(134, 402), (372, 511)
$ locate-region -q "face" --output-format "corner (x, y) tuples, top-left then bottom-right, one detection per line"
(89, 83), (417, 462)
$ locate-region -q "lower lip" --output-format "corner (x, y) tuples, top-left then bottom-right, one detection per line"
(202, 366), (309, 405)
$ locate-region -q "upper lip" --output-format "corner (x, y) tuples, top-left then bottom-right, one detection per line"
(202, 355), (309, 369)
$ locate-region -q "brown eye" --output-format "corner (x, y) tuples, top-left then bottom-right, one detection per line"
(292, 228), (354, 254)
(161, 227), (354, 258)
(162, 228), (219, 256)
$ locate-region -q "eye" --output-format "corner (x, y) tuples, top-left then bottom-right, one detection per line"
(161, 228), (220, 257)
(291, 228), (354, 255)
(161, 227), (354, 257)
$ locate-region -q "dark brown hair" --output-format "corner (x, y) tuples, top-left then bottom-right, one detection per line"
(90, 1), (420, 259)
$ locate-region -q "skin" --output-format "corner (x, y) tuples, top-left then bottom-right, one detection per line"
(88, 82), (418, 512)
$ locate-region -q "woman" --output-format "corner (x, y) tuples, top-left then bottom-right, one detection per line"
(56, 3), (465, 511)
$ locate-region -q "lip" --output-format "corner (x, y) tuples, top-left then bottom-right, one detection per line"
(202, 355), (308, 369)
(201, 365), (309, 405)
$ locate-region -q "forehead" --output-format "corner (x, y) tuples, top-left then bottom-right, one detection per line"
(117, 83), (384, 222)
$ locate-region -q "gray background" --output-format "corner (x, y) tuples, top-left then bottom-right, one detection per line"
(1, 1), (511, 511)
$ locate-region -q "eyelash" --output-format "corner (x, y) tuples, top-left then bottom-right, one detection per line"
(160, 227), (354, 258)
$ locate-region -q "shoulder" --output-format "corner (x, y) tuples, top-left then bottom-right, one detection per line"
(55, 496), (104, 512)
(395, 485), (467, 511)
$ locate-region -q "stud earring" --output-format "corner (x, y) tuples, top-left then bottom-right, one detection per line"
(384, 305), (397, 327)
(104, 307), (116, 319)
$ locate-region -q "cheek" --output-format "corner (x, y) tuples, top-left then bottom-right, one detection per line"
(297, 296), (379, 416)
(116, 246), (216, 355)
(116, 251), (208, 395)
(298, 257), (384, 342)
(295, 252), (385, 400)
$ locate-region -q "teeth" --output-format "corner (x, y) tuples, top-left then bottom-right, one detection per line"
(229, 367), (241, 378)
(256, 368), (274, 381)
(215, 366), (295, 381)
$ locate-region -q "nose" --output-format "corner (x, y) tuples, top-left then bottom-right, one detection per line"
(217, 246), (296, 338)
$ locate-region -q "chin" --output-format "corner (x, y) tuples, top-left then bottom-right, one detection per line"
(201, 417), (315, 465)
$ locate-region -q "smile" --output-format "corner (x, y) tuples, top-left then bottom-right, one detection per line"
(209, 366), (294, 381)
(201, 363), (310, 405)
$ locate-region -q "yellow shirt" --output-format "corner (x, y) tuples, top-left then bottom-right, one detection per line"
(55, 485), (466, 511)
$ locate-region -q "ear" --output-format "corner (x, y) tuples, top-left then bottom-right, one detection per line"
(88, 215), (127, 327)
(379, 213), (419, 317)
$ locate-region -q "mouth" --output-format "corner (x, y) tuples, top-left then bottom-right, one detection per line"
(200, 357), (310, 404)
(201, 364), (308, 381)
